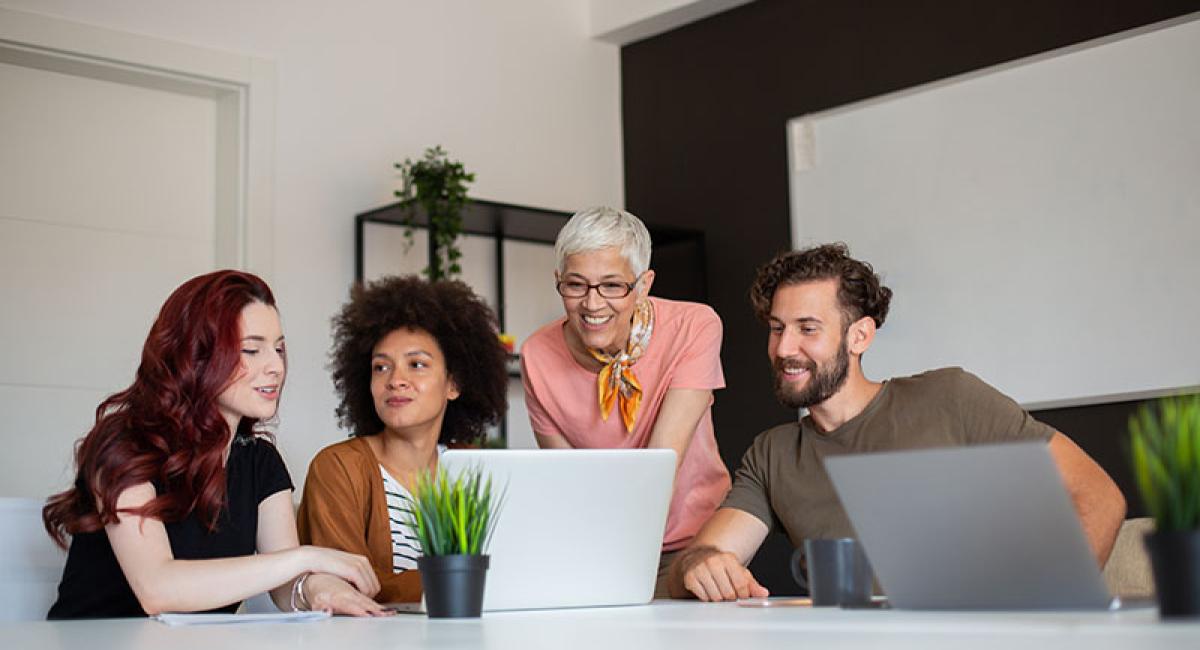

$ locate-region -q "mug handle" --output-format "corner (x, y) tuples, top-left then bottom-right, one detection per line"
(789, 548), (808, 593)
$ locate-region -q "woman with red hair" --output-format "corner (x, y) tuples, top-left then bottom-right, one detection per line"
(43, 270), (389, 618)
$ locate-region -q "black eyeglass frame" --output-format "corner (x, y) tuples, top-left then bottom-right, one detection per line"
(554, 277), (640, 299)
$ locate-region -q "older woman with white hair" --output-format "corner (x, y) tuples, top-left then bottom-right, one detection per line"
(520, 206), (730, 597)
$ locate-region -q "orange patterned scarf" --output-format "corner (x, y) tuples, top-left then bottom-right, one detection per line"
(589, 299), (654, 434)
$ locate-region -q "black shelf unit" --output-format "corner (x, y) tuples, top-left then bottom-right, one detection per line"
(357, 200), (576, 334)
(355, 199), (710, 323)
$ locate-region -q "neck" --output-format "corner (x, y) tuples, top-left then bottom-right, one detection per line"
(562, 322), (628, 371)
(372, 426), (442, 490)
(806, 365), (882, 434)
(222, 412), (242, 465)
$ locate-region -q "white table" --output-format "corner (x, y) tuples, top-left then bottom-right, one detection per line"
(3, 601), (1197, 649)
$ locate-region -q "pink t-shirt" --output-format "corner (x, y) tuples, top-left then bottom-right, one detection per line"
(521, 296), (731, 551)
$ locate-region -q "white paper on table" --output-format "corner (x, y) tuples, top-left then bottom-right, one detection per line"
(153, 610), (331, 626)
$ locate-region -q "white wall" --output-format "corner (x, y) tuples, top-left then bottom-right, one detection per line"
(788, 16), (1200, 408)
(590, 0), (754, 44)
(1, 0), (622, 493)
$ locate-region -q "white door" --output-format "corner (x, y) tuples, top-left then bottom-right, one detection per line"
(0, 9), (274, 500)
(0, 57), (221, 499)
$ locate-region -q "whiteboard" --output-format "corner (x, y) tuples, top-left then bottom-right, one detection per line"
(787, 15), (1200, 408)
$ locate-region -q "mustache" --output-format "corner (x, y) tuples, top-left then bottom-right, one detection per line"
(773, 357), (815, 374)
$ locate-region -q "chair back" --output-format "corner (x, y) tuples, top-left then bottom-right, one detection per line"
(1101, 517), (1155, 598)
(0, 497), (66, 621)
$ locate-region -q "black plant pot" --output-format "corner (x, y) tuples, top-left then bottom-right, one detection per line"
(417, 554), (490, 618)
(1145, 529), (1200, 618)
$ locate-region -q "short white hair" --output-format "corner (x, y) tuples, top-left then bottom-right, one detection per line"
(554, 206), (652, 276)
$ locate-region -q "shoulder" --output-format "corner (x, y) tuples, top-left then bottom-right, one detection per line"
(652, 297), (721, 327)
(520, 320), (574, 373)
(732, 422), (799, 486)
(887, 367), (1021, 420)
(302, 438), (380, 506)
(308, 437), (374, 475)
(240, 433), (282, 454)
(229, 435), (293, 500)
(235, 434), (287, 468)
(746, 421), (801, 456)
(651, 297), (723, 349)
(890, 366), (986, 394)
(114, 481), (158, 509)
(521, 318), (566, 354)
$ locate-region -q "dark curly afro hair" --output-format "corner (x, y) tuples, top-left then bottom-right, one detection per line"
(749, 242), (892, 331)
(329, 275), (508, 443)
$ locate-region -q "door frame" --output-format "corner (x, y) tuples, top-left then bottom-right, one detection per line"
(0, 6), (276, 277)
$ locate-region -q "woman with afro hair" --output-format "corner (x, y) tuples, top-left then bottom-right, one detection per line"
(297, 275), (508, 603)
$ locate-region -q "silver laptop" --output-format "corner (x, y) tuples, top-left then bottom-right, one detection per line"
(824, 441), (1114, 610)
(433, 448), (674, 611)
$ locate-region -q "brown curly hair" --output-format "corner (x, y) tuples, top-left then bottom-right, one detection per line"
(749, 243), (893, 330)
(329, 275), (508, 443)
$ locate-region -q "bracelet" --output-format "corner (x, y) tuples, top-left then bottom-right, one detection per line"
(290, 572), (312, 612)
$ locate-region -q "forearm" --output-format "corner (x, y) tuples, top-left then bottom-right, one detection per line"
(646, 389), (712, 470)
(130, 548), (304, 615)
(1076, 483), (1126, 566)
(646, 432), (690, 471)
(1048, 433), (1126, 566)
(269, 577), (296, 612)
(535, 432), (574, 449)
(669, 508), (770, 600)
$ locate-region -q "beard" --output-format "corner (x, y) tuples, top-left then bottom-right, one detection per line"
(772, 342), (851, 409)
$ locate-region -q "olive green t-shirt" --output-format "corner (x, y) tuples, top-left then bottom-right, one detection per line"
(722, 367), (1056, 547)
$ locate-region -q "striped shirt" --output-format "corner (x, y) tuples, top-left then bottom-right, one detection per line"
(379, 447), (444, 573)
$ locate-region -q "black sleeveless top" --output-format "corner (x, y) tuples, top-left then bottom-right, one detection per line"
(47, 437), (293, 619)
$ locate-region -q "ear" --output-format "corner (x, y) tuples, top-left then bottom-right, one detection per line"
(845, 316), (876, 356)
(638, 269), (656, 299)
(446, 375), (461, 402)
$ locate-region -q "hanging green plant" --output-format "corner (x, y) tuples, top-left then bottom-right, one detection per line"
(394, 146), (475, 281)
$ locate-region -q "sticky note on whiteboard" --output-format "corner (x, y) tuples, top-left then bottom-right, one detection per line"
(790, 119), (816, 172)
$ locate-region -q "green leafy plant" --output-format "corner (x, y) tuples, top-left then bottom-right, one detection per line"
(404, 465), (503, 556)
(394, 146), (475, 281)
(1129, 394), (1200, 532)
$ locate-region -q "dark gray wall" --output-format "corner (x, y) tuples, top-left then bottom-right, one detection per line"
(621, 0), (1200, 594)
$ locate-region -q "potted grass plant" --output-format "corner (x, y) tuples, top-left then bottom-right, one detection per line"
(405, 465), (502, 618)
(1129, 394), (1200, 618)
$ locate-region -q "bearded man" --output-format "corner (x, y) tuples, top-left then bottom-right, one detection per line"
(668, 243), (1126, 601)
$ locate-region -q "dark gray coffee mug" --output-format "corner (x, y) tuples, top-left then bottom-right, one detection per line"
(790, 538), (874, 607)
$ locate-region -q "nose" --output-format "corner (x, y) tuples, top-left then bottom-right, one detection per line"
(773, 327), (801, 359)
(265, 348), (285, 377)
(386, 370), (410, 390)
(581, 286), (607, 310)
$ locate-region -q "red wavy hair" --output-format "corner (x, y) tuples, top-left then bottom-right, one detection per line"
(43, 270), (277, 548)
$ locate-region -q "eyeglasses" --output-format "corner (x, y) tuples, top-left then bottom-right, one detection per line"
(555, 278), (638, 299)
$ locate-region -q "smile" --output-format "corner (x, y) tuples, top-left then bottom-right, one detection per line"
(780, 367), (810, 381)
(581, 314), (613, 327)
(776, 359), (813, 383)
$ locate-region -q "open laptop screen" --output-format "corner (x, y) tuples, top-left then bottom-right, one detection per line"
(824, 441), (1112, 610)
